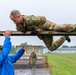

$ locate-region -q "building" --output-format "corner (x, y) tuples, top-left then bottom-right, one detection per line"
(16, 44), (44, 59)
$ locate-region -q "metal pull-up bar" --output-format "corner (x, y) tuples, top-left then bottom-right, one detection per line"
(0, 31), (76, 36)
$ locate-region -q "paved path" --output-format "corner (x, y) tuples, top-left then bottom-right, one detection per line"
(15, 69), (51, 75)
(14, 59), (45, 69)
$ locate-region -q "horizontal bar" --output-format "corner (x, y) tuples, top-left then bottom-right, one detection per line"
(0, 31), (76, 36)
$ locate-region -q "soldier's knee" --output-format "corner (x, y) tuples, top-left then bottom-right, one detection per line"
(47, 46), (57, 51)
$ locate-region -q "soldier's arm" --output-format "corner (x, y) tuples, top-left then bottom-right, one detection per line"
(23, 15), (46, 26)
(30, 15), (46, 25)
(16, 24), (27, 33)
(29, 15), (46, 34)
(16, 24), (20, 31)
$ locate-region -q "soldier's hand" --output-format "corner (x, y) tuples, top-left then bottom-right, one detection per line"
(3, 30), (11, 38)
(31, 28), (38, 35)
(19, 27), (27, 33)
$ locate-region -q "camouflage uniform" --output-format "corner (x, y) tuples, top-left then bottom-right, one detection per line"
(16, 15), (74, 51)
(29, 52), (37, 68)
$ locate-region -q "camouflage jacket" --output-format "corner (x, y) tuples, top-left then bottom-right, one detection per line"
(16, 15), (55, 32)
(30, 52), (37, 59)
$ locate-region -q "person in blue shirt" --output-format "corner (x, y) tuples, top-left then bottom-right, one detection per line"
(0, 30), (25, 75)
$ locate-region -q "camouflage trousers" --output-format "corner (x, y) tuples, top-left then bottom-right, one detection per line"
(31, 58), (37, 67)
(38, 35), (66, 51)
(53, 24), (76, 32)
(43, 21), (76, 32)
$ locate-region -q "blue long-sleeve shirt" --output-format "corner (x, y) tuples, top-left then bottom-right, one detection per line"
(0, 38), (24, 75)
(0, 38), (11, 65)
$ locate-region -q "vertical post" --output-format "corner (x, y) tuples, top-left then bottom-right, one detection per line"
(43, 55), (49, 68)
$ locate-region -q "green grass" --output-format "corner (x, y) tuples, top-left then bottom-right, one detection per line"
(45, 54), (76, 75)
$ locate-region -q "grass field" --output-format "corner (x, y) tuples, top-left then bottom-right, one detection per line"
(45, 54), (76, 75)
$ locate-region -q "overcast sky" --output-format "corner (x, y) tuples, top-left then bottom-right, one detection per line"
(0, 0), (76, 48)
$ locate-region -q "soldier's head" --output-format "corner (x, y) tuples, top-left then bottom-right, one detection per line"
(32, 50), (35, 53)
(0, 45), (3, 54)
(10, 10), (23, 24)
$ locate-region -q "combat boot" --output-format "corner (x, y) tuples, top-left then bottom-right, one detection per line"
(65, 36), (71, 42)
(32, 66), (36, 70)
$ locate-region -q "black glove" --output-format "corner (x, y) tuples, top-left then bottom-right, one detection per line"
(19, 27), (27, 33)
(31, 28), (38, 35)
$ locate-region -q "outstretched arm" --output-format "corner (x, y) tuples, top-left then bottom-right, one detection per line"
(10, 46), (25, 63)
(0, 30), (11, 65)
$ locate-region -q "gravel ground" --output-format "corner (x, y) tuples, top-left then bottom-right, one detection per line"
(15, 69), (50, 75)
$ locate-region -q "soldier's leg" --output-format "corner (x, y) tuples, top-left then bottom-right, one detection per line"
(31, 59), (36, 70)
(43, 21), (74, 32)
(31, 59), (33, 68)
(53, 24), (74, 32)
(41, 35), (66, 51)
(72, 24), (76, 32)
(37, 35), (43, 40)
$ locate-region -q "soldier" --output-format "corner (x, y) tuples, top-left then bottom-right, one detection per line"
(29, 50), (37, 70)
(9, 10), (72, 51)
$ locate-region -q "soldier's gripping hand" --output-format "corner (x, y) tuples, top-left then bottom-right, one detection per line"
(3, 30), (11, 38)
(19, 27), (27, 33)
(31, 28), (38, 35)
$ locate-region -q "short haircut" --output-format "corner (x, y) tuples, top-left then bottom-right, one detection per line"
(10, 10), (21, 18)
